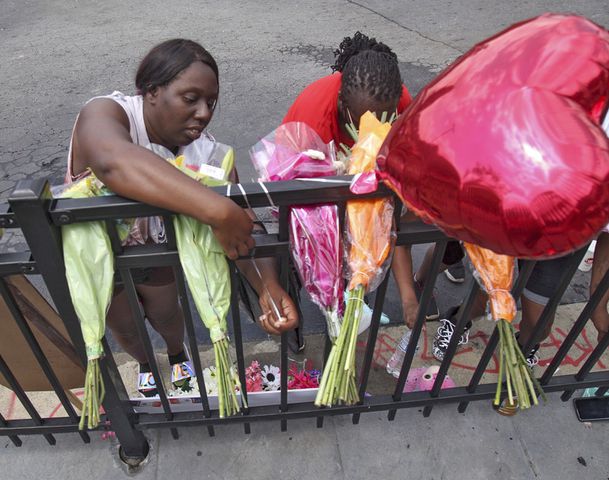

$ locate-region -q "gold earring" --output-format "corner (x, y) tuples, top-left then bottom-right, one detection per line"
(347, 108), (355, 125)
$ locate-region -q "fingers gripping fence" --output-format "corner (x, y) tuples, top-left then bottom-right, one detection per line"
(0, 177), (608, 459)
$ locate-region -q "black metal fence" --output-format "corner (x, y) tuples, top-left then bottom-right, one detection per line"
(1, 176), (609, 460)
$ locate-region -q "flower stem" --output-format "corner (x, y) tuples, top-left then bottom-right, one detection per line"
(316, 285), (364, 406)
(494, 319), (545, 411)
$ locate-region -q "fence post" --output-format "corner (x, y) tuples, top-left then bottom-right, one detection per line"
(9, 178), (149, 459)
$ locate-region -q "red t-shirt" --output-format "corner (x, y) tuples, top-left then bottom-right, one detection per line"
(282, 73), (412, 148)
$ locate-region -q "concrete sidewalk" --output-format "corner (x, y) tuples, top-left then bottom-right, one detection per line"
(1, 392), (607, 480)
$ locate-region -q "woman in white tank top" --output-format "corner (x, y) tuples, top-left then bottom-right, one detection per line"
(68, 39), (298, 395)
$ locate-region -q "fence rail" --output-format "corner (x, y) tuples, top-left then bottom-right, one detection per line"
(1, 176), (608, 461)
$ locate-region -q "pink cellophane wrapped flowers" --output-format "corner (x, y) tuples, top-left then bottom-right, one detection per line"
(290, 205), (344, 338)
(250, 122), (344, 339)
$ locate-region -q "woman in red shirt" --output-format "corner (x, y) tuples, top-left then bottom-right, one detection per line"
(283, 33), (427, 337)
(283, 32), (411, 150)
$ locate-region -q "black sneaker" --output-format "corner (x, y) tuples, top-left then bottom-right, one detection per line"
(432, 306), (472, 361)
(524, 347), (540, 368)
(444, 260), (466, 284)
(515, 332), (540, 368)
(414, 279), (440, 321)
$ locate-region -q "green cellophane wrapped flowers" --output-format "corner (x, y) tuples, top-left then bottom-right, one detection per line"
(169, 146), (245, 417)
(60, 176), (114, 429)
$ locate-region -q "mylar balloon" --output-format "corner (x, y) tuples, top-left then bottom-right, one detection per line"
(377, 14), (609, 258)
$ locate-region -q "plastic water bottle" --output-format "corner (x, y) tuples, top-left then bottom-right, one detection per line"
(386, 328), (417, 378)
(578, 240), (596, 272)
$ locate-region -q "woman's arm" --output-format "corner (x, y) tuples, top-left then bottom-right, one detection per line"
(72, 98), (254, 259)
(591, 232), (609, 342)
(392, 209), (423, 329)
(234, 210), (299, 334)
(392, 244), (418, 329)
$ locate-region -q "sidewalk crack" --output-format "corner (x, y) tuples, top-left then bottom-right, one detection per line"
(346, 0), (464, 54)
(512, 420), (540, 478)
(330, 417), (347, 479)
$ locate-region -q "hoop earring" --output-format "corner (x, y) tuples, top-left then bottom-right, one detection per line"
(346, 107), (355, 126)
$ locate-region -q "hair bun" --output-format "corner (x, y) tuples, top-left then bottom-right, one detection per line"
(331, 31), (397, 73)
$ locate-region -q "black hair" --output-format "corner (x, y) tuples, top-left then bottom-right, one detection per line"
(331, 32), (402, 103)
(135, 39), (219, 95)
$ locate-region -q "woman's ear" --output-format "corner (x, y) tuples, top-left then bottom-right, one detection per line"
(144, 86), (159, 105)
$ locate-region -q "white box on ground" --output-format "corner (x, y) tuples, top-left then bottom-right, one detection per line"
(130, 388), (319, 414)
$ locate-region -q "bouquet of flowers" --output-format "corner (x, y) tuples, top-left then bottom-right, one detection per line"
(316, 112), (395, 407)
(464, 243), (546, 411)
(251, 122), (345, 339)
(168, 141), (245, 418)
(58, 176), (114, 430)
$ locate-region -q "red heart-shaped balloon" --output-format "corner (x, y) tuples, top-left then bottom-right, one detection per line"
(377, 14), (609, 258)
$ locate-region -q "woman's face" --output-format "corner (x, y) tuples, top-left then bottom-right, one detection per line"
(144, 61), (219, 150)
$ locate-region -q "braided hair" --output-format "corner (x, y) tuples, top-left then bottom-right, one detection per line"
(331, 32), (402, 103)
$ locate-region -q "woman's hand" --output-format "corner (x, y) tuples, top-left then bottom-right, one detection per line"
(211, 198), (255, 260)
(591, 315), (609, 343)
(402, 299), (419, 330)
(257, 282), (299, 335)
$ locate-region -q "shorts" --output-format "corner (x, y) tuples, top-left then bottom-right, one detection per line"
(114, 266), (175, 293)
(443, 240), (465, 266)
(461, 240), (587, 306)
(520, 247), (586, 305)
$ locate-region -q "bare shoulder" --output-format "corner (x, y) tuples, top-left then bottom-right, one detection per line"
(78, 97), (129, 129)
(72, 98), (133, 174)
(74, 97), (132, 147)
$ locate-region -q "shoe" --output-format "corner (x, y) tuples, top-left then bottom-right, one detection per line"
(358, 300), (391, 334)
(138, 371), (158, 397)
(170, 343), (195, 390)
(171, 361), (195, 389)
(444, 261), (466, 284)
(414, 279), (440, 320)
(524, 348), (540, 368)
(432, 306), (472, 361)
(515, 332), (540, 369)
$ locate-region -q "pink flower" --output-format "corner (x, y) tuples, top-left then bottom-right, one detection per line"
(246, 376), (263, 392)
(245, 361), (263, 392)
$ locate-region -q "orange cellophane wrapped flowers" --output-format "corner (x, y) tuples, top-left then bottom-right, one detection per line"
(463, 242), (515, 323)
(463, 243), (545, 410)
(316, 112), (394, 407)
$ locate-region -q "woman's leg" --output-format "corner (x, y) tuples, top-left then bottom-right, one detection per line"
(135, 280), (185, 357)
(591, 233), (609, 342)
(105, 288), (149, 364)
(518, 294), (552, 348)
